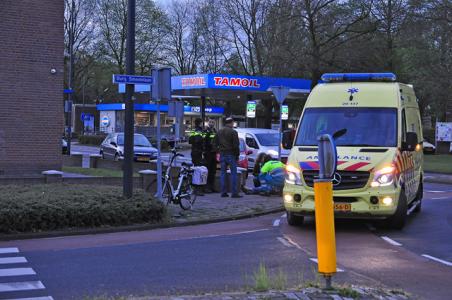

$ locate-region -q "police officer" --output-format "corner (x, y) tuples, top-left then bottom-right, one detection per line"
(189, 118), (204, 166)
(203, 118), (218, 193)
(189, 118), (205, 196)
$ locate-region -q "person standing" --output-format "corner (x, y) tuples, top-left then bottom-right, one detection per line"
(189, 118), (205, 195)
(215, 117), (242, 198)
(203, 118), (218, 193)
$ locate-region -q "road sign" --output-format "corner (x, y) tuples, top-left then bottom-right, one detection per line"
(282, 105), (289, 120)
(64, 89), (73, 94)
(247, 101), (256, 118)
(112, 74), (153, 85)
(271, 86), (290, 104)
(101, 116), (110, 127)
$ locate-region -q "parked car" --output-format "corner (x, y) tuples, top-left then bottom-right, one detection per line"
(62, 138), (68, 154)
(235, 128), (290, 169)
(423, 140), (436, 154)
(238, 138), (252, 169)
(100, 133), (158, 162)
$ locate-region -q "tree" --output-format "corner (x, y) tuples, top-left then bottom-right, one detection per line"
(163, 0), (202, 75)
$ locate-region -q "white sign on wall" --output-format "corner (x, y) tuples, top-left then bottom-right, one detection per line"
(436, 122), (452, 142)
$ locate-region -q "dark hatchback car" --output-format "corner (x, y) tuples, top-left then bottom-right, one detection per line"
(100, 133), (158, 162)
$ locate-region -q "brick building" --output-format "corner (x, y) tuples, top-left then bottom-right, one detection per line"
(0, 1), (64, 176)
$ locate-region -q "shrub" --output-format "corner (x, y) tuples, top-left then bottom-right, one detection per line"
(0, 184), (167, 233)
(79, 134), (106, 146)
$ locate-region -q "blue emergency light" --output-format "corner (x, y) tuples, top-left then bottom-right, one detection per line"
(321, 73), (396, 82)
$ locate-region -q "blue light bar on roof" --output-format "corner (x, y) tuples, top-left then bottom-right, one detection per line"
(321, 73), (397, 82)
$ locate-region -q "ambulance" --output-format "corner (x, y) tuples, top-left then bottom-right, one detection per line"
(283, 73), (423, 229)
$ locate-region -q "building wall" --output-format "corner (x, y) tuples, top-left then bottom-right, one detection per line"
(0, 0), (64, 176)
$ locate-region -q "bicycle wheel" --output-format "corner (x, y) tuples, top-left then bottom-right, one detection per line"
(161, 179), (172, 206)
(179, 179), (197, 210)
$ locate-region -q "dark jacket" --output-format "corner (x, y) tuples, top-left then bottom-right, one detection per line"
(215, 126), (240, 157)
(204, 127), (217, 153)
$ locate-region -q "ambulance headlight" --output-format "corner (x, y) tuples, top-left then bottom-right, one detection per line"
(371, 166), (395, 187)
(285, 164), (302, 185)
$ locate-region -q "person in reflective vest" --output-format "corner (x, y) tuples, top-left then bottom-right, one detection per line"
(203, 118), (218, 193)
(189, 118), (205, 196)
(189, 118), (204, 166)
(243, 154), (285, 195)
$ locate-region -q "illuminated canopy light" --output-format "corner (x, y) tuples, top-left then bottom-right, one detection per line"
(321, 73), (397, 83)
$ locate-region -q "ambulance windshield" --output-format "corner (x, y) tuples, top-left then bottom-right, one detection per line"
(295, 108), (397, 147)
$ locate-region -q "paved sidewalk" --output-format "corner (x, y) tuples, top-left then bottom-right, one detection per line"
(167, 192), (283, 224)
(132, 286), (409, 300)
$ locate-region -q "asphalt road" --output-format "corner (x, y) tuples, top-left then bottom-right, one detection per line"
(0, 182), (451, 299)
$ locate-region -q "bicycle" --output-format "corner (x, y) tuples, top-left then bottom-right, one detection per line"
(160, 148), (197, 210)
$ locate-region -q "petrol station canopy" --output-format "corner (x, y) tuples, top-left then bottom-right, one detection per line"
(118, 73), (311, 101)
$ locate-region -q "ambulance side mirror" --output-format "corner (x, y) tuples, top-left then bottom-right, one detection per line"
(282, 130), (293, 149)
(403, 132), (418, 152)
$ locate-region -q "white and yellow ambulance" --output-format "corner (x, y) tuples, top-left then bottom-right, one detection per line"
(283, 73), (423, 229)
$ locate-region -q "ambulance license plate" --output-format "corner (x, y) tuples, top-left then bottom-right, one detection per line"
(334, 203), (351, 211)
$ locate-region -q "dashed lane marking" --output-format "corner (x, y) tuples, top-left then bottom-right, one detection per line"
(432, 197), (450, 200)
(273, 219), (281, 227)
(281, 213), (287, 218)
(425, 190), (452, 193)
(381, 236), (402, 246)
(277, 237), (293, 247)
(5, 297), (54, 300)
(0, 268), (36, 277)
(422, 254), (452, 267)
(0, 257), (27, 264)
(309, 258), (345, 272)
(0, 248), (19, 254)
(0, 281), (45, 293)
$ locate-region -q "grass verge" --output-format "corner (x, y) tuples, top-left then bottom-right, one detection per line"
(423, 154), (452, 173)
(0, 184), (167, 234)
(62, 166), (139, 177)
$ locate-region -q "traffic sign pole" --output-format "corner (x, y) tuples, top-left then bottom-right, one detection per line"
(271, 86), (290, 160)
(123, 0), (135, 199)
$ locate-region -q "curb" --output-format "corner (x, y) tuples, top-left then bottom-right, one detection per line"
(0, 207), (285, 242)
(424, 172), (452, 185)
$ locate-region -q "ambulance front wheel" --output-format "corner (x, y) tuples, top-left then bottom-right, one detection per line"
(385, 190), (407, 230)
(287, 211), (304, 226)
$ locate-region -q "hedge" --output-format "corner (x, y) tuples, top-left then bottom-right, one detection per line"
(78, 134), (106, 146)
(0, 184), (167, 234)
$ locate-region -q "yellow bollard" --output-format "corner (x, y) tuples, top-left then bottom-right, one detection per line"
(314, 180), (337, 279)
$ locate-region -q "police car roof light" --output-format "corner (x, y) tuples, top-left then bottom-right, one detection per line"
(321, 73), (397, 83)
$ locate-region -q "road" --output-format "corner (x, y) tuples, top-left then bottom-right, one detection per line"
(0, 182), (451, 299)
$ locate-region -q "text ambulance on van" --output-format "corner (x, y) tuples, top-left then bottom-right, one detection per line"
(283, 73), (423, 229)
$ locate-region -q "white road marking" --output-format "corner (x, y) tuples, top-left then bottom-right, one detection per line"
(422, 254), (452, 267)
(381, 236), (402, 246)
(0, 281), (45, 292)
(0, 257), (27, 264)
(309, 258), (344, 272)
(283, 235), (304, 250)
(432, 197), (450, 200)
(273, 219), (281, 227)
(281, 213), (287, 218)
(277, 237), (293, 247)
(5, 297), (54, 300)
(0, 248), (19, 254)
(425, 190), (451, 193)
(0, 268), (36, 277)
